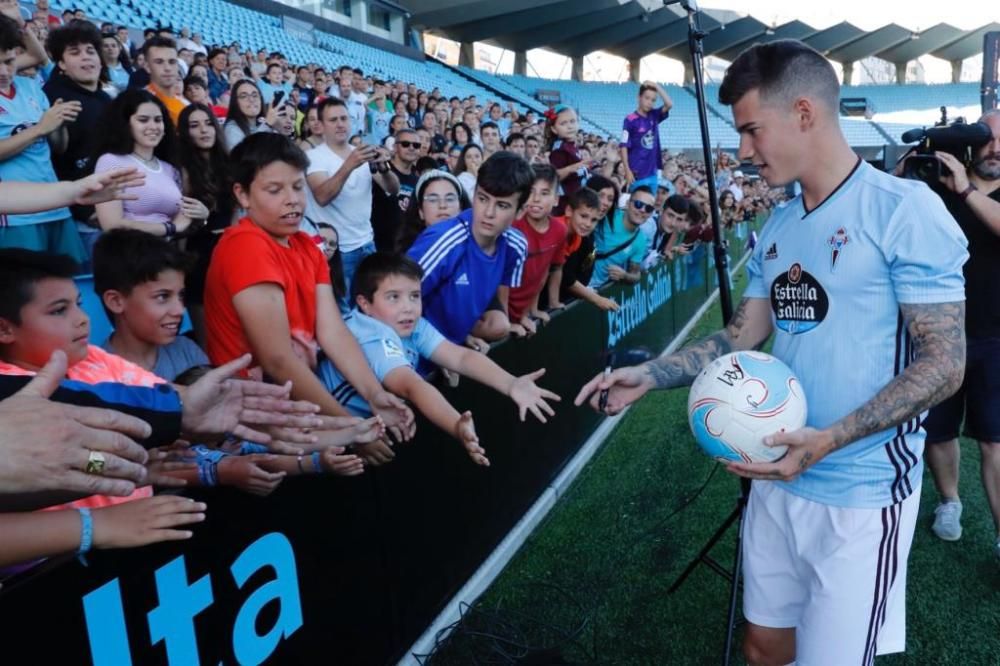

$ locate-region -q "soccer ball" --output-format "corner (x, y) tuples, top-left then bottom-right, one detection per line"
(687, 351), (808, 464)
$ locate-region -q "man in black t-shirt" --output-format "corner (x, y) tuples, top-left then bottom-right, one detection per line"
(371, 128), (420, 251)
(917, 110), (1000, 561)
(44, 22), (112, 250)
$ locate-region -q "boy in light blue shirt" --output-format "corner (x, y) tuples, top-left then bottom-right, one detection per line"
(318, 252), (561, 465)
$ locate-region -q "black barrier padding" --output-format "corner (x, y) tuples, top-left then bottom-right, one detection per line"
(0, 225), (754, 665)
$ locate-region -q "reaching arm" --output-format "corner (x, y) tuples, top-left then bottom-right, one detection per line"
(575, 297), (772, 415)
(643, 297), (773, 390)
(232, 282), (350, 417)
(430, 341), (560, 423)
(314, 284), (415, 440)
(382, 366), (487, 465)
(726, 301), (966, 481)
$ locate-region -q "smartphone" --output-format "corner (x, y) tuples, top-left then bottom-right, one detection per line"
(272, 90), (285, 107)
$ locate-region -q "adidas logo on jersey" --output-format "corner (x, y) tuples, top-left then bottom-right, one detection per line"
(455, 273), (470, 286)
(764, 243), (778, 261)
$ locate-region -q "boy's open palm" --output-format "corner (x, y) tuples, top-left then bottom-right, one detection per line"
(509, 369), (560, 423)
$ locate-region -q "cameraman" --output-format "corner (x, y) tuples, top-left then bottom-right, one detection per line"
(914, 110), (1000, 560)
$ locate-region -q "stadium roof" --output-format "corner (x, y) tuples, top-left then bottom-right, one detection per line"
(404, 0), (997, 65)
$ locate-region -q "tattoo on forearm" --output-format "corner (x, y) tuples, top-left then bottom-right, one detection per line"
(828, 302), (966, 450)
(642, 297), (757, 390)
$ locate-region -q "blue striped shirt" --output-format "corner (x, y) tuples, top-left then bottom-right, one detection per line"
(745, 160), (968, 508)
(407, 209), (527, 344)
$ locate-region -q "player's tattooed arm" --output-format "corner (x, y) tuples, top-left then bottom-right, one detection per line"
(642, 297), (773, 390)
(826, 301), (965, 451)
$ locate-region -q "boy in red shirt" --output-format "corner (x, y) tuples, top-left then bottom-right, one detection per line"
(508, 164), (566, 337)
(204, 133), (413, 465)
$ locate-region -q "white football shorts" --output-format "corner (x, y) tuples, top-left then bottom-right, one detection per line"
(742, 480), (920, 665)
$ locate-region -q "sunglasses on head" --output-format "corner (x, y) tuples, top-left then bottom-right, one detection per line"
(397, 140), (422, 149)
(631, 200), (656, 214)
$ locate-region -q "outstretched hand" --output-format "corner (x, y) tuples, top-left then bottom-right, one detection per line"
(455, 411), (488, 466)
(369, 390), (416, 443)
(73, 168), (146, 206)
(179, 354), (324, 442)
(574, 364), (652, 416)
(509, 368), (560, 423)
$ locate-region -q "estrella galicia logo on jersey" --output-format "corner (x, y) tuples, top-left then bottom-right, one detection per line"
(827, 227), (849, 272)
(771, 262), (829, 334)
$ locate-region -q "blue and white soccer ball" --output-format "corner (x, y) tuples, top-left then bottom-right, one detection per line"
(687, 351), (808, 464)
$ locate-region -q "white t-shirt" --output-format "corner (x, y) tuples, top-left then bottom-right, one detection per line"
(306, 143), (374, 252)
(347, 91), (367, 136)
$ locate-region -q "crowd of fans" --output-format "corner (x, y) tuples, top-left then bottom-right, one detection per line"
(0, 1), (785, 572)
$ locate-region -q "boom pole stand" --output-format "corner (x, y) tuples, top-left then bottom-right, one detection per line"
(661, 2), (745, 665)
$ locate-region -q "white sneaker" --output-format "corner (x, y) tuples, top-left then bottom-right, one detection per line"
(931, 500), (963, 541)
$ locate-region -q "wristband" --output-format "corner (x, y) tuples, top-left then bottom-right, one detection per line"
(162, 220), (177, 239)
(197, 457), (219, 486)
(77, 507), (93, 565)
(311, 451), (322, 473)
(959, 183), (977, 201)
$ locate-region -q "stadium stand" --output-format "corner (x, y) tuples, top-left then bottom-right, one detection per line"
(39, 0), (960, 150)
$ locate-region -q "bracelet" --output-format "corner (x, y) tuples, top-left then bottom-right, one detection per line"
(311, 451), (322, 473)
(162, 220), (177, 239)
(296, 454), (305, 474)
(77, 507), (93, 565)
(959, 183), (977, 201)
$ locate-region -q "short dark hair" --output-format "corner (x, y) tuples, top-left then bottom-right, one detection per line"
(665, 194), (690, 214)
(566, 187), (601, 212)
(531, 163), (558, 187)
(183, 75), (206, 90)
(207, 47), (226, 61)
(414, 156), (438, 173)
(47, 20), (102, 64)
(639, 84), (656, 97)
(352, 252), (423, 304)
(631, 185), (654, 198)
(718, 39), (839, 111)
(505, 132), (525, 146)
(142, 35), (177, 59)
(476, 151), (534, 207)
(0, 15), (23, 52)
(352, 67), (363, 76)
(316, 96), (347, 120)
(266, 62), (282, 73)
(0, 250), (78, 326)
(480, 121), (499, 134)
(231, 133), (308, 190)
(92, 229), (195, 322)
